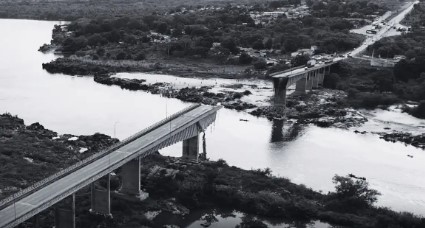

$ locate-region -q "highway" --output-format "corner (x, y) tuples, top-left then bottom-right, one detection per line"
(273, 1), (418, 79)
(0, 105), (220, 228)
(349, 1), (419, 57)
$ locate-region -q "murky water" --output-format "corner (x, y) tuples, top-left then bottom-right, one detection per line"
(0, 19), (424, 216)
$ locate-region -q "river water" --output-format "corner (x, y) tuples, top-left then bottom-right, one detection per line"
(0, 19), (424, 217)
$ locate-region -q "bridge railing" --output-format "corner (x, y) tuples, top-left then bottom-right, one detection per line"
(269, 65), (306, 77)
(0, 104), (201, 210)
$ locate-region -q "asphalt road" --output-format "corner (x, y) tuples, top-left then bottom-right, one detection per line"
(273, 1), (419, 79)
(0, 105), (219, 228)
(350, 1), (419, 57)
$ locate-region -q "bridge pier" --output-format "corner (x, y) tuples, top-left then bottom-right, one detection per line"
(120, 157), (141, 196)
(90, 174), (111, 216)
(295, 78), (307, 94)
(183, 135), (199, 161)
(312, 70), (319, 89)
(317, 69), (324, 86)
(55, 194), (75, 228)
(273, 77), (289, 105)
(319, 71), (325, 85)
(306, 73), (313, 91)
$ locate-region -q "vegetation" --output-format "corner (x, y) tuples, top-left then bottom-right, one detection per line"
(0, 113), (117, 199)
(37, 0), (374, 79)
(307, 0), (387, 18)
(2, 114), (424, 227)
(319, 3), (425, 116)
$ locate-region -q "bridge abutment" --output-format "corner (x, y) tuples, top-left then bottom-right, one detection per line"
(55, 194), (75, 228)
(183, 135), (199, 161)
(90, 174), (111, 216)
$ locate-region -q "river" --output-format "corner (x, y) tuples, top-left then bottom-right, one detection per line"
(0, 19), (424, 217)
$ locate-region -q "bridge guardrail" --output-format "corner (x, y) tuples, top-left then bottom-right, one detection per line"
(0, 104), (201, 210)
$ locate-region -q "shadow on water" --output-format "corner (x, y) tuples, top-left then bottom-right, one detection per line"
(153, 208), (329, 228)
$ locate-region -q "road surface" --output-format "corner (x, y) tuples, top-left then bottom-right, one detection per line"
(349, 1), (419, 57)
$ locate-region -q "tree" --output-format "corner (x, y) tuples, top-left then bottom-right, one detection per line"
(291, 54), (310, 67)
(253, 59), (267, 70)
(239, 52), (253, 64)
(221, 37), (239, 54)
(329, 175), (381, 210)
(265, 38), (273, 49)
(323, 73), (340, 89)
(252, 40), (264, 50)
(410, 101), (425, 119)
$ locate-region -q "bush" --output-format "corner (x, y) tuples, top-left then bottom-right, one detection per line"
(116, 52), (127, 60)
(326, 175), (380, 212)
(348, 92), (400, 109)
(409, 101), (425, 119)
(239, 52), (253, 64)
(135, 52), (146, 61)
(253, 59), (267, 70)
(323, 73), (340, 89)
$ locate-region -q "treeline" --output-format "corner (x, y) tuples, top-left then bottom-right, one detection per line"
(0, 0), (259, 20)
(54, 4), (363, 66)
(307, 0), (386, 18)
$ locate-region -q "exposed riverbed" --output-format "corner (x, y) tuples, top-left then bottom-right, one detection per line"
(0, 19), (424, 217)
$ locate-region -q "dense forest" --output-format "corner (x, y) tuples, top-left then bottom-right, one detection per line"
(48, 4), (365, 73)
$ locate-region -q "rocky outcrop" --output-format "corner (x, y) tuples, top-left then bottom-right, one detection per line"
(378, 132), (425, 150)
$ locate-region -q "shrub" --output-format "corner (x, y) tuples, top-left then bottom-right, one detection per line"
(326, 175), (380, 212)
(409, 101), (425, 119)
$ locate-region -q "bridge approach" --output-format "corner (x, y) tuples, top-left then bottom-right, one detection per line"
(0, 104), (221, 228)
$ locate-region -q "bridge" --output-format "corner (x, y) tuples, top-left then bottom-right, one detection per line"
(0, 104), (221, 228)
(270, 59), (342, 105)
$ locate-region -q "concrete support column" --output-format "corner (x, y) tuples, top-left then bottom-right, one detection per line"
(319, 72), (325, 85)
(273, 77), (288, 106)
(183, 135), (199, 161)
(55, 194), (75, 228)
(312, 71), (319, 89)
(295, 78), (307, 94)
(33, 215), (40, 228)
(120, 157), (141, 196)
(326, 66), (331, 74)
(306, 73), (313, 91)
(90, 174), (111, 216)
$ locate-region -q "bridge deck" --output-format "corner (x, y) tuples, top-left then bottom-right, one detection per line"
(0, 105), (220, 228)
(271, 59), (342, 78)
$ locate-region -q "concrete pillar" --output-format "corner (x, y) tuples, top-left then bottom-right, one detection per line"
(295, 78), (307, 94)
(90, 174), (111, 216)
(120, 157), (141, 196)
(306, 73), (313, 91)
(273, 77), (288, 106)
(33, 215), (40, 228)
(55, 194), (75, 228)
(183, 135), (199, 161)
(312, 71), (319, 89)
(319, 71), (325, 85)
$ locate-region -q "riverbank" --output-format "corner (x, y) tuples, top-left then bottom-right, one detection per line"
(0, 113), (118, 200)
(2, 113), (424, 228)
(42, 58), (425, 150)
